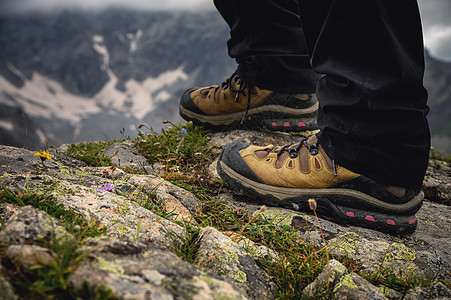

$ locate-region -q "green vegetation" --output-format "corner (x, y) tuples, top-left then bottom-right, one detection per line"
(66, 139), (119, 167)
(0, 187), (112, 299)
(430, 148), (451, 163)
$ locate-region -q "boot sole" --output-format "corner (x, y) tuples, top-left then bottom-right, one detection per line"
(218, 160), (422, 235)
(179, 102), (319, 132)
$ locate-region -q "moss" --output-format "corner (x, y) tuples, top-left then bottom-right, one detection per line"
(161, 277), (199, 300)
(233, 270), (247, 284)
(339, 232), (361, 255)
(256, 209), (303, 226)
(93, 256), (129, 279)
(333, 274), (358, 293)
(208, 250), (247, 284)
(217, 250), (239, 265)
(378, 285), (398, 296)
(215, 293), (240, 300)
(397, 248), (416, 262)
(390, 243), (416, 262)
(199, 275), (217, 287)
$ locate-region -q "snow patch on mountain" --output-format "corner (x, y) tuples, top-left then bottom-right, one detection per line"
(128, 29), (143, 54)
(0, 73), (101, 122)
(0, 62), (188, 123)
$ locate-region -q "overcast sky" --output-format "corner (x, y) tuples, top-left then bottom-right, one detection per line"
(1, 0), (450, 61)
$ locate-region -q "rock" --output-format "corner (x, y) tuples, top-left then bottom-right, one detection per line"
(56, 181), (188, 246)
(129, 174), (203, 216)
(0, 206), (74, 244)
(422, 159), (451, 205)
(6, 245), (56, 269)
(0, 145), (58, 175)
(257, 201), (451, 281)
(403, 282), (451, 300)
(208, 158), (220, 180)
(100, 141), (152, 173)
(303, 259), (388, 300)
(71, 238), (248, 300)
(0, 274), (18, 300)
(377, 286), (403, 300)
(197, 226), (275, 300)
(0, 203), (21, 224)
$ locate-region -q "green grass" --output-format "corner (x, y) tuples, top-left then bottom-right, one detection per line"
(430, 148), (451, 163)
(0, 187), (112, 299)
(66, 139), (119, 167)
(135, 122), (212, 173)
(0, 187), (106, 239)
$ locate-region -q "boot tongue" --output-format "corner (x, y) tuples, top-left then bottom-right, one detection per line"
(215, 74), (243, 102)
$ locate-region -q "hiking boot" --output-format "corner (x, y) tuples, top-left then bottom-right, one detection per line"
(179, 73), (318, 131)
(217, 136), (423, 235)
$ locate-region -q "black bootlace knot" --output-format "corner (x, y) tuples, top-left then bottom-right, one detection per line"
(221, 72), (252, 124)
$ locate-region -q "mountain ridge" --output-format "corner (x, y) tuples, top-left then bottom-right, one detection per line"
(0, 9), (450, 155)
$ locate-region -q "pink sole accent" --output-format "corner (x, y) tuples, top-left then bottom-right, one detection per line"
(298, 122), (306, 127)
(284, 122), (290, 127)
(365, 215), (375, 222)
(386, 219), (396, 226)
(408, 217), (417, 225)
(345, 211), (355, 217)
(271, 122), (277, 127)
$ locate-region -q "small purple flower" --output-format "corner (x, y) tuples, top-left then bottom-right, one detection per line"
(92, 183), (116, 192)
(178, 128), (188, 135)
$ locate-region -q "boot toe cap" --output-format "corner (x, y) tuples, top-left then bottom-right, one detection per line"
(218, 141), (264, 184)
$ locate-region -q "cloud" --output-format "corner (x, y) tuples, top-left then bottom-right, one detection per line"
(418, 0), (451, 61)
(424, 25), (451, 61)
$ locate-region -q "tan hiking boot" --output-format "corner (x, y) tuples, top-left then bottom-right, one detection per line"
(217, 136), (423, 235)
(179, 73), (318, 131)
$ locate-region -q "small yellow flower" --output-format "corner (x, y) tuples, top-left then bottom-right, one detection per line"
(34, 150), (51, 161)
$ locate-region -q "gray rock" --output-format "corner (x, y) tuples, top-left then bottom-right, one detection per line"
(403, 282), (451, 300)
(0, 274), (18, 300)
(377, 286), (404, 300)
(71, 238), (248, 300)
(100, 141), (152, 173)
(6, 244), (56, 269)
(254, 195), (451, 281)
(128, 174), (203, 218)
(303, 259), (388, 300)
(422, 159), (451, 205)
(197, 226), (275, 300)
(0, 206), (74, 244)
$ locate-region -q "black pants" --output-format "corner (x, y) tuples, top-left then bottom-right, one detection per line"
(214, 0), (430, 188)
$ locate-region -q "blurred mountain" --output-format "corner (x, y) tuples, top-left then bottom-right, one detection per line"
(424, 50), (451, 155)
(0, 9), (450, 155)
(0, 9), (235, 148)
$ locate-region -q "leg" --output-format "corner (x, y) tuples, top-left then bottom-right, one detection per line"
(179, 0), (319, 132)
(214, 0), (317, 93)
(299, 0), (430, 188)
(217, 0), (430, 234)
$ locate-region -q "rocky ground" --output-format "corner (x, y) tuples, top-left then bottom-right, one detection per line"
(0, 130), (450, 300)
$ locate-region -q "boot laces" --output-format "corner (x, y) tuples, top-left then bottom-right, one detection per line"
(275, 138), (338, 176)
(221, 72), (252, 124)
